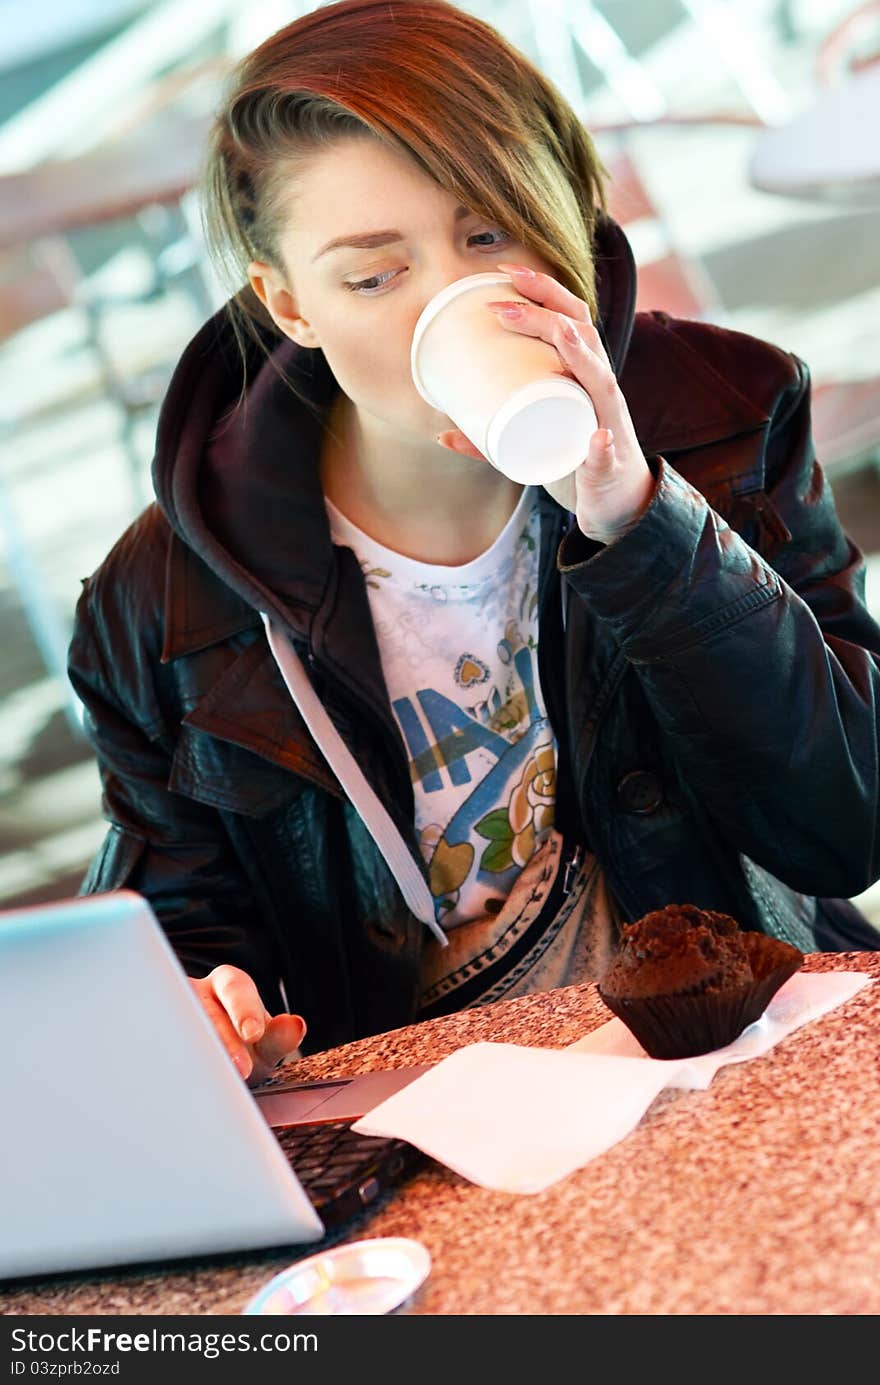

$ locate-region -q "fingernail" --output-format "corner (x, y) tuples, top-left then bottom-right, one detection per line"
(604, 429), (614, 449)
(496, 262), (534, 277)
(233, 1050), (251, 1077)
(485, 301), (524, 318)
(562, 317), (580, 344)
(240, 1017), (261, 1042)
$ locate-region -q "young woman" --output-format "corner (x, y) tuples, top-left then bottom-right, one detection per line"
(69, 0), (880, 1084)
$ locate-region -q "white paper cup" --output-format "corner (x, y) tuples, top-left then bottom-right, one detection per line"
(411, 271), (598, 485)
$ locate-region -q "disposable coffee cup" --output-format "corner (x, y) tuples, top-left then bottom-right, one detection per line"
(411, 271), (598, 485)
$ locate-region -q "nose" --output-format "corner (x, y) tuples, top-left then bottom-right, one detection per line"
(414, 252), (501, 327)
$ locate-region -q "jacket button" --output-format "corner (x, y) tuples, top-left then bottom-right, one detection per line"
(616, 770), (663, 814)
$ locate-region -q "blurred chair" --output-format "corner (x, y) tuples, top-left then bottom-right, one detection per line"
(812, 5), (880, 474)
(96, 56), (232, 145)
(750, 0), (880, 201)
(602, 145), (725, 321)
(1, 226), (199, 500)
(0, 120), (211, 252)
(0, 71), (225, 727)
(816, 0), (880, 85)
(0, 238), (77, 340)
(0, 237), (154, 730)
(597, 113), (767, 323)
(810, 378), (880, 474)
(0, 213), (205, 726)
(0, 240), (86, 730)
(596, 114), (880, 477)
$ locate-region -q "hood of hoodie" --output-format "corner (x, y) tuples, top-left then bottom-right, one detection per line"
(152, 212), (639, 646)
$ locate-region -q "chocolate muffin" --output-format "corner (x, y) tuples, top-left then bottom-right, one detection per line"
(598, 903), (804, 1059)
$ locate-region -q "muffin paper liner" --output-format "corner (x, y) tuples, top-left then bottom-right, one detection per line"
(598, 935), (804, 1060)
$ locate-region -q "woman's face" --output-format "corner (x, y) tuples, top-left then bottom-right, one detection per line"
(248, 135), (557, 444)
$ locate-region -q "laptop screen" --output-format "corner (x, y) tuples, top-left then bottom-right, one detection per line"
(1, 890), (325, 1279)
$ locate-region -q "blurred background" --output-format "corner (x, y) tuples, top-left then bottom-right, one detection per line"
(2, 0), (879, 928)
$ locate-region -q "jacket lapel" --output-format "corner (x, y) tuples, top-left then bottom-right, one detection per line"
(621, 313), (771, 479)
(169, 635), (344, 810)
(160, 519), (405, 810)
(161, 530), (260, 661)
(161, 531), (343, 803)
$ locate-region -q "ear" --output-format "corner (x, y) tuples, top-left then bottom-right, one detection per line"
(247, 260), (320, 348)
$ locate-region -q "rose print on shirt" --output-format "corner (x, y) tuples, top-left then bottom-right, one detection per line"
(474, 740), (556, 871)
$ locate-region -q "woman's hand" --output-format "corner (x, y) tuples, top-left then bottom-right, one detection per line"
(190, 964), (307, 1088)
(436, 262), (655, 544)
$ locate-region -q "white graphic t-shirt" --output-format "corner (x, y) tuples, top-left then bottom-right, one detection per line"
(325, 487), (556, 930)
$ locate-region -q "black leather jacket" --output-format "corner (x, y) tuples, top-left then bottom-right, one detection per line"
(68, 217), (880, 1053)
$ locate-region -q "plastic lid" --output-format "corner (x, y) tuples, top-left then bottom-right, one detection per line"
(410, 271), (514, 407)
(242, 1237), (432, 1316)
(485, 376), (598, 485)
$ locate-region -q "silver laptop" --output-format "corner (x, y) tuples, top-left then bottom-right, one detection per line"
(0, 890), (428, 1281)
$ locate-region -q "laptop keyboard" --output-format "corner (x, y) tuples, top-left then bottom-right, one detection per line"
(273, 1121), (424, 1228)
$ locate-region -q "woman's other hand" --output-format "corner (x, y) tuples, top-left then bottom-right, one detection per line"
(189, 964), (307, 1087)
(436, 262), (656, 544)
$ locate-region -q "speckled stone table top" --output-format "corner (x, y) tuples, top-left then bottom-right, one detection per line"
(2, 952), (878, 1316)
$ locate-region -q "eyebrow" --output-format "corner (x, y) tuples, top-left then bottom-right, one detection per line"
(313, 204), (473, 261)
